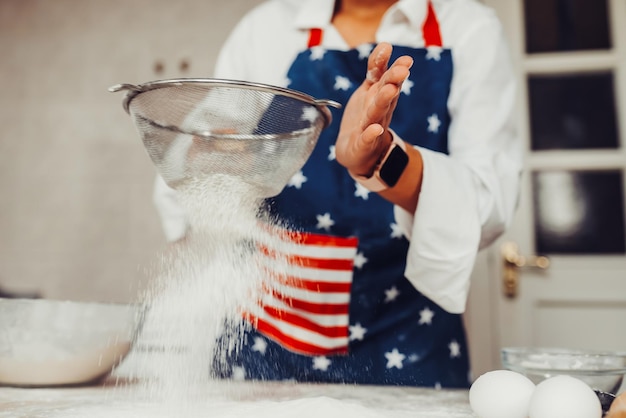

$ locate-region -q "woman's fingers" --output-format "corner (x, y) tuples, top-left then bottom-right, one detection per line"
(366, 43), (413, 86)
(361, 83), (400, 130)
(365, 43), (393, 84)
(607, 392), (626, 418)
(335, 43), (413, 175)
(361, 57), (412, 131)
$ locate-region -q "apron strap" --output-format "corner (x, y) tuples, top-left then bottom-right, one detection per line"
(307, 0), (443, 48)
(422, 0), (443, 47)
(308, 27), (324, 48)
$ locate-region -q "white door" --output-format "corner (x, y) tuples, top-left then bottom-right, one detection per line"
(465, 0), (626, 380)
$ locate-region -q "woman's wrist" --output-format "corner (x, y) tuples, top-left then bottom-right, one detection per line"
(378, 142), (423, 214)
(349, 133), (409, 192)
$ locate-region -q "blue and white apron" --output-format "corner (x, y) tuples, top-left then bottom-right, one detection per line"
(214, 1), (470, 388)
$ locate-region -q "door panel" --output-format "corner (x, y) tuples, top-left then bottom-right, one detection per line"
(533, 170), (625, 254)
(467, 0), (626, 390)
(528, 72), (619, 151)
(523, 0), (611, 53)
(534, 300), (626, 350)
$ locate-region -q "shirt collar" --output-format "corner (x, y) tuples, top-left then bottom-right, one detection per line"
(294, 0), (336, 29)
(293, 0), (436, 30)
(394, 0), (429, 29)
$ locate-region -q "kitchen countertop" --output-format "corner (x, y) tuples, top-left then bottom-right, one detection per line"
(0, 376), (474, 418)
(0, 349), (475, 418)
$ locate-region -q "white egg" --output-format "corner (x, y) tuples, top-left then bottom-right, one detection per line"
(528, 375), (602, 418)
(469, 369), (536, 418)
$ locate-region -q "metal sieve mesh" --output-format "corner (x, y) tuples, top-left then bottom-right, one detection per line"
(110, 78), (340, 197)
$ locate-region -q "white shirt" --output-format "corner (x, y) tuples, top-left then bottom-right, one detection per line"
(153, 0), (523, 313)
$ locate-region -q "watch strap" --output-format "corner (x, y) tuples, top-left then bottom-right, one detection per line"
(349, 135), (407, 192)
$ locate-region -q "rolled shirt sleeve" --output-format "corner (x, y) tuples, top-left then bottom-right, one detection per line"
(396, 12), (523, 313)
(394, 149), (481, 314)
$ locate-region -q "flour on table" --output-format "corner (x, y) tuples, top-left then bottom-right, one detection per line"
(3, 382), (474, 418)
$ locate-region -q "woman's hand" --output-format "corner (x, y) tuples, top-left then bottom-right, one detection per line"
(335, 42), (413, 177)
(607, 392), (626, 418)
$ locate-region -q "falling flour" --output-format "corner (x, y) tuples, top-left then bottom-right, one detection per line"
(127, 173), (292, 415)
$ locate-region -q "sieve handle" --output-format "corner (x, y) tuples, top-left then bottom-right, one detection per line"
(108, 83), (141, 93)
(314, 99), (342, 109)
(108, 84), (145, 113)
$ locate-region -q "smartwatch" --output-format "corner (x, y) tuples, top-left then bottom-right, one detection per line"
(350, 136), (409, 192)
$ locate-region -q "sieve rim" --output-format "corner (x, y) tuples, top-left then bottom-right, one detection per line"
(109, 78), (342, 129)
(136, 113), (319, 142)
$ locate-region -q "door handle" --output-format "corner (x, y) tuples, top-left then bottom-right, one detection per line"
(501, 241), (550, 298)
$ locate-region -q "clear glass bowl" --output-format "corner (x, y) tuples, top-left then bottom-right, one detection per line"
(502, 347), (626, 394)
(0, 298), (142, 387)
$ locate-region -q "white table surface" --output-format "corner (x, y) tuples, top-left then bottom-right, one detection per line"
(0, 350), (475, 418)
(0, 377), (474, 418)
(0, 383), (474, 418)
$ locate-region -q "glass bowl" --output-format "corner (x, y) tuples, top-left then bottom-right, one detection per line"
(502, 347), (626, 394)
(0, 298), (143, 387)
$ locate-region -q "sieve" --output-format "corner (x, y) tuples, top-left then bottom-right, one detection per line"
(109, 78), (341, 197)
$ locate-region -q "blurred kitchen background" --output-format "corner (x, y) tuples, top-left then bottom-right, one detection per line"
(1, 0), (625, 379)
(0, 0), (264, 303)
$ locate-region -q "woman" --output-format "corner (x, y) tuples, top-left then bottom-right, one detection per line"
(154, 0), (521, 387)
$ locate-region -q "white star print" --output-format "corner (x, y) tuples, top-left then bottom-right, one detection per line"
(283, 77), (292, 88)
(418, 307), (435, 325)
(385, 348), (406, 369)
(408, 353), (420, 363)
(301, 106), (318, 123)
(384, 286), (400, 303)
(316, 212), (335, 231)
(251, 337), (267, 355)
(287, 171), (307, 189)
(310, 46), (326, 61)
(401, 78), (414, 95)
(334, 75), (352, 91)
(328, 145), (336, 161)
(434, 382), (442, 390)
(426, 46), (443, 61)
(312, 356), (332, 371)
(390, 223), (403, 239)
(354, 182), (371, 200)
(232, 366), (246, 381)
(449, 340), (461, 358)
(357, 43), (374, 59)
(353, 252), (368, 269)
(427, 113), (441, 133)
(349, 323), (367, 341)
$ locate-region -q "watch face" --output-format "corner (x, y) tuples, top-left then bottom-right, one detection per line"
(379, 145), (409, 188)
